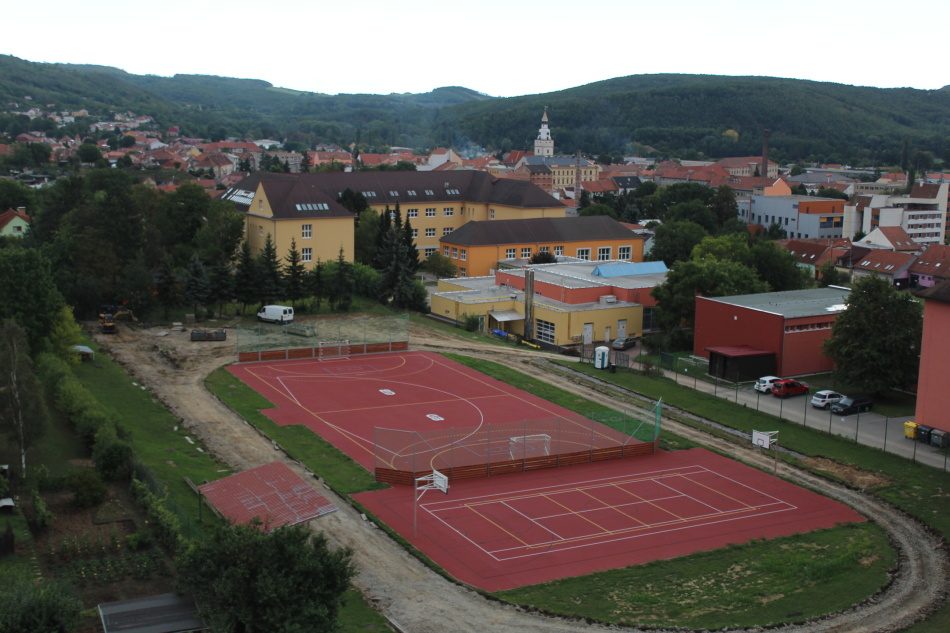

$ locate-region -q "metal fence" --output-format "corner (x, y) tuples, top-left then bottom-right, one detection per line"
(374, 411), (659, 485)
(235, 313), (409, 361)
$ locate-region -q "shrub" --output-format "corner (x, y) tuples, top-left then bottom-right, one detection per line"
(92, 424), (133, 481)
(125, 529), (153, 551)
(0, 582), (82, 633)
(130, 478), (183, 554)
(66, 469), (106, 509)
(26, 489), (53, 532)
(461, 313), (482, 332)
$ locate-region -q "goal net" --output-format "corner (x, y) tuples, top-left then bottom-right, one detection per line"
(317, 339), (351, 360)
(509, 433), (551, 460)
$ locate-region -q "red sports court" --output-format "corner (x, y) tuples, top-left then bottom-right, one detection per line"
(229, 351), (863, 590)
(357, 449), (863, 590)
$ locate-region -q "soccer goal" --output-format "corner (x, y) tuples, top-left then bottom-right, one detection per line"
(317, 339), (351, 360)
(509, 433), (552, 460)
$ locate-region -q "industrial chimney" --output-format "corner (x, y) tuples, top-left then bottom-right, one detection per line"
(761, 128), (771, 180)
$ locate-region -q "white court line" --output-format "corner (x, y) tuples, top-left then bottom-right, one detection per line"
(421, 465), (707, 512)
(693, 466), (792, 506)
(500, 501), (564, 541)
(483, 505), (797, 562)
(524, 493), (687, 522)
(652, 478), (723, 514)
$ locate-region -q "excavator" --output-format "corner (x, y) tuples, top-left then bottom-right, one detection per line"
(98, 303), (136, 334)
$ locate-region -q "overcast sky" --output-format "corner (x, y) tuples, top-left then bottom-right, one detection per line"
(4, 0), (948, 96)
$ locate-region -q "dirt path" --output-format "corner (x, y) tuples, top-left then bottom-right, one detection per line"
(92, 323), (947, 633)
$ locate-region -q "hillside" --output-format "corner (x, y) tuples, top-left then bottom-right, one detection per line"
(1, 55), (947, 164)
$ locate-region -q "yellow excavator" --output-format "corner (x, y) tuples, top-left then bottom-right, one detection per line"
(98, 304), (136, 334)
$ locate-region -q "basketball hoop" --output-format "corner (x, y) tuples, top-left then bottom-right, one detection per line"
(752, 430), (779, 473)
(413, 469), (448, 535)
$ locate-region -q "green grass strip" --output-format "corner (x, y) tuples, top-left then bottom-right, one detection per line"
(500, 523), (893, 629)
(72, 340), (229, 539)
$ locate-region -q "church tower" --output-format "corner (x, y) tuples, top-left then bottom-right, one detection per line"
(534, 107), (554, 157)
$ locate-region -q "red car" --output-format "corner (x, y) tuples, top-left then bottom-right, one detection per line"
(771, 379), (809, 398)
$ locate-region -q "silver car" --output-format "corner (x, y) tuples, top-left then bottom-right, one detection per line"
(811, 390), (844, 409)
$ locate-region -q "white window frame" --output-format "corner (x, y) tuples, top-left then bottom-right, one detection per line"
(536, 318), (556, 344)
(554, 245), (564, 256)
(459, 249), (467, 261)
(618, 245), (631, 260)
(521, 247), (532, 258)
(407, 208), (418, 218)
(425, 227), (436, 237)
(411, 228), (418, 238)
(443, 246), (450, 256)
(424, 247), (437, 257)
(451, 247), (458, 259)
(301, 224), (312, 239)
(425, 207), (437, 217)
(576, 248), (591, 260)
(443, 207), (454, 216)
(505, 248), (516, 259)
(302, 247), (312, 262)
(597, 246), (611, 261)
(443, 227), (453, 235)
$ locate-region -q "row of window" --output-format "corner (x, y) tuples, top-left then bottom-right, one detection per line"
(784, 322), (832, 333)
(502, 245), (633, 261)
(411, 227), (454, 238)
(443, 247), (468, 261)
(407, 207), (455, 218)
(535, 319), (556, 344)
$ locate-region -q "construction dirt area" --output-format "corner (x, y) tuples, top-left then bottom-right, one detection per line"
(92, 321), (948, 633)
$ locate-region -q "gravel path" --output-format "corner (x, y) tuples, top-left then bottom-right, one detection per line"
(91, 323), (948, 632)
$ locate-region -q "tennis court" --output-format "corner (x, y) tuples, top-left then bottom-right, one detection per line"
(357, 449), (865, 590)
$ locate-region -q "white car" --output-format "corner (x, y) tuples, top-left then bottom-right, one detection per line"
(754, 376), (781, 393)
(811, 390), (844, 409)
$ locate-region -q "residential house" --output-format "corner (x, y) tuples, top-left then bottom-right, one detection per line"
(191, 152), (236, 180)
(909, 244), (950, 288)
(0, 208), (30, 238)
(438, 215), (646, 277)
(777, 238), (850, 279)
(430, 260), (668, 347)
(853, 226), (920, 253)
(851, 250), (916, 288)
(222, 170), (565, 269)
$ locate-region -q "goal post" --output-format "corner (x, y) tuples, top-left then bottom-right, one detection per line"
(317, 339), (351, 360)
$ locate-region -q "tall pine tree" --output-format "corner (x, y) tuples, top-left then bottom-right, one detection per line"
(284, 238), (305, 307)
(257, 234), (283, 306)
(183, 254), (211, 320)
(234, 241), (259, 314)
(309, 260), (325, 312)
(402, 217), (420, 273)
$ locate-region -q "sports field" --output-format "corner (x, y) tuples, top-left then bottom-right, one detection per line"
(228, 351), (864, 590)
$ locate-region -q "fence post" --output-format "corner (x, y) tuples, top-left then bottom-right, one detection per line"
(828, 409), (833, 433)
(735, 382), (739, 403)
(756, 391), (760, 412)
(913, 438), (917, 462)
(883, 417), (888, 451)
(802, 400), (807, 426)
(854, 414), (860, 442)
(713, 377), (718, 397)
(779, 397), (784, 419)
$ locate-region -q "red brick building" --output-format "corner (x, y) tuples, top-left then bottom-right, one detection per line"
(693, 287), (851, 380)
(914, 281), (950, 433)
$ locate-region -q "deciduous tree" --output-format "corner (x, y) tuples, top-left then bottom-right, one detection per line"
(649, 220), (707, 266)
(824, 276), (922, 394)
(178, 522), (354, 633)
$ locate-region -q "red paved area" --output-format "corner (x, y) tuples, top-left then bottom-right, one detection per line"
(199, 462), (336, 531)
(227, 351), (636, 473)
(356, 448), (864, 591)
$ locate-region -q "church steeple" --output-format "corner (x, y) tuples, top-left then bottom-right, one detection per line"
(534, 107), (554, 157)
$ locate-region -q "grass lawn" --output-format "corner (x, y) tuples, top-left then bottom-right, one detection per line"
(560, 359), (950, 631)
(408, 313), (534, 350)
(797, 372), (915, 417)
(500, 523), (893, 629)
(339, 589), (393, 633)
(72, 340), (229, 540)
(204, 368), (382, 495)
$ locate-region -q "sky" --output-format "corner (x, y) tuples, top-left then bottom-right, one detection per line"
(3, 0), (948, 97)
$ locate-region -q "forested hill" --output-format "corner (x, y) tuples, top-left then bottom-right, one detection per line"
(1, 54), (947, 164)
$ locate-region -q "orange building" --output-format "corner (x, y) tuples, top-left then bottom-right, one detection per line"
(439, 216), (646, 277)
(914, 282), (950, 433)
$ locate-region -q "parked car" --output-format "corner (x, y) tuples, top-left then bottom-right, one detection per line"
(611, 336), (638, 350)
(810, 390), (844, 409)
(754, 376), (781, 393)
(830, 395), (873, 416)
(771, 379), (809, 398)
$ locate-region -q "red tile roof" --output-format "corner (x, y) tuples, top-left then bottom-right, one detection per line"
(853, 250), (915, 274)
(910, 244), (950, 279)
(911, 183), (943, 199)
(876, 226), (918, 252)
(581, 179), (619, 193)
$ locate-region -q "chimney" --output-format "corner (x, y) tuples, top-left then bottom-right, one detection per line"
(761, 128), (771, 179)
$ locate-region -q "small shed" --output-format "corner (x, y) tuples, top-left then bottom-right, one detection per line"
(707, 345), (776, 382)
(97, 592), (205, 633)
(70, 344), (95, 362)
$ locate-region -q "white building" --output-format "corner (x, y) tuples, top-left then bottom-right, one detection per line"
(844, 183), (948, 245)
(534, 108), (554, 157)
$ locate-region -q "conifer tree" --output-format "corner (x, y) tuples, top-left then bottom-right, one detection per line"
(284, 238), (305, 307)
(234, 241), (259, 314)
(257, 234), (283, 305)
(309, 259), (325, 312)
(183, 254), (211, 320)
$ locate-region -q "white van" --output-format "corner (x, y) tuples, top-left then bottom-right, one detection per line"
(257, 305), (294, 324)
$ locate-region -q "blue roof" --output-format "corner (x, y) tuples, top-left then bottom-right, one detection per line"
(591, 261), (668, 278)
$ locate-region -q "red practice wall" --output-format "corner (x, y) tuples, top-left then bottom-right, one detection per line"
(915, 299), (950, 432)
(693, 297), (836, 376)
